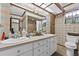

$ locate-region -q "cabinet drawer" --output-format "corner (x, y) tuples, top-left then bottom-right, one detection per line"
(17, 43), (33, 54)
(34, 46), (43, 56)
(42, 49), (49, 56)
(0, 48), (18, 56)
(45, 50), (49, 56)
(43, 44), (49, 51)
(20, 50), (33, 56)
(44, 39), (49, 44)
(33, 40), (44, 48)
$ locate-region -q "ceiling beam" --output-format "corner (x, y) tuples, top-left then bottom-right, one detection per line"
(57, 8), (79, 16)
(44, 3), (53, 9)
(63, 3), (74, 8)
(55, 3), (65, 13)
(10, 3), (45, 17)
(56, 3), (75, 16)
(32, 3), (55, 16)
(40, 3), (44, 6)
(10, 3), (26, 10)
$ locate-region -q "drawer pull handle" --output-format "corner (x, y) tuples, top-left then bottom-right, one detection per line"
(17, 50), (20, 53)
(46, 46), (48, 47)
(38, 49), (40, 52)
(38, 43), (40, 45)
(47, 52), (48, 54)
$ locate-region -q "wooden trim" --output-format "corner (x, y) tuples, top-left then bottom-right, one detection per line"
(54, 3), (74, 15)
(10, 3), (45, 17)
(10, 17), (20, 31)
(63, 3), (74, 8)
(11, 17), (20, 20)
(56, 8), (79, 16)
(45, 3), (53, 9)
(10, 3), (26, 11)
(32, 3), (55, 16)
(22, 11), (26, 17)
(11, 13), (22, 17)
(55, 3), (65, 13)
(40, 3), (44, 6)
(10, 17), (12, 31)
(57, 44), (65, 47)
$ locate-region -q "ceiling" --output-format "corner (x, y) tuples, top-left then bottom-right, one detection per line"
(10, 3), (79, 17)
(10, 5), (25, 17)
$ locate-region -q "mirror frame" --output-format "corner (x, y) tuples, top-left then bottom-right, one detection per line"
(10, 17), (20, 32)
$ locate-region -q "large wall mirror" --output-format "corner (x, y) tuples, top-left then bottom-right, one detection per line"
(10, 3), (47, 36)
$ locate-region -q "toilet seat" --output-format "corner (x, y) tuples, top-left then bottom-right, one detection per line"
(65, 42), (77, 49)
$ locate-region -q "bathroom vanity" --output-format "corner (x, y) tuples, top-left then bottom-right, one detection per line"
(0, 34), (57, 56)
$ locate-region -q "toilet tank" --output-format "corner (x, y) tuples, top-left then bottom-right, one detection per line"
(66, 35), (79, 43)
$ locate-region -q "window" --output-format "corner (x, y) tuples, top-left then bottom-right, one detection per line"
(65, 10), (79, 24)
(73, 11), (77, 16)
(77, 10), (79, 15)
(68, 12), (72, 17)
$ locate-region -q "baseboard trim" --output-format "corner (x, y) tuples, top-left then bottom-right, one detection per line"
(57, 44), (65, 47)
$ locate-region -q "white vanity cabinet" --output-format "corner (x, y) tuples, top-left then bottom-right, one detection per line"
(0, 35), (57, 56)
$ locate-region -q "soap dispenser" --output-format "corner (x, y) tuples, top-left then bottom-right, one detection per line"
(1, 32), (6, 40)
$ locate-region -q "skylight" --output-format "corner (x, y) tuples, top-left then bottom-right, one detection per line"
(46, 7), (54, 13)
(77, 10), (79, 14)
(47, 4), (62, 14)
(73, 11), (77, 16)
(10, 5), (25, 17)
(40, 3), (51, 8)
(34, 3), (42, 6)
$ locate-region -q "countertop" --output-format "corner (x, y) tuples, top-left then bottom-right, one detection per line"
(0, 34), (56, 49)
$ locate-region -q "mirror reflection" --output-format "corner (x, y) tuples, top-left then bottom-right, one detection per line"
(10, 4), (47, 37)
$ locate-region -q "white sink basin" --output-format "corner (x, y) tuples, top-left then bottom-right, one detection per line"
(1, 37), (29, 44)
(1, 38), (17, 44)
(18, 37), (29, 40)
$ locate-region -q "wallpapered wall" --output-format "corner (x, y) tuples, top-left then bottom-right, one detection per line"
(0, 3), (10, 40)
(55, 14), (79, 45)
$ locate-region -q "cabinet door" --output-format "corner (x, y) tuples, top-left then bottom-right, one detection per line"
(0, 43), (33, 56)
(34, 47), (42, 56)
(40, 39), (49, 56)
(43, 42), (49, 51)
(45, 49), (50, 56)
(53, 37), (57, 52)
(49, 37), (57, 55)
(17, 43), (33, 54)
(41, 49), (49, 56)
(0, 47), (18, 56)
(20, 50), (33, 56)
(33, 40), (45, 49)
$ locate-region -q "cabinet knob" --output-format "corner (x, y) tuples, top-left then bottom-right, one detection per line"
(38, 43), (40, 45)
(17, 50), (20, 53)
(38, 49), (40, 52)
(46, 52), (48, 54)
(46, 46), (48, 47)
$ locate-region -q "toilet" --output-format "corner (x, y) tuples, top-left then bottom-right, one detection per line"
(65, 35), (79, 56)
